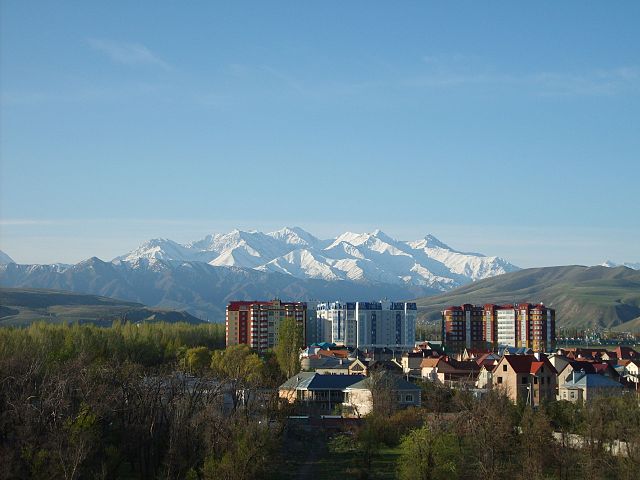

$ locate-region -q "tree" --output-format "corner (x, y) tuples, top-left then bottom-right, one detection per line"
(368, 371), (397, 417)
(185, 346), (211, 373)
(398, 423), (458, 480)
(210, 345), (264, 410)
(274, 317), (303, 378)
(460, 391), (518, 480)
(518, 407), (553, 480)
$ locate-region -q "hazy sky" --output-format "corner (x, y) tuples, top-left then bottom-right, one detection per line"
(1, 1), (639, 267)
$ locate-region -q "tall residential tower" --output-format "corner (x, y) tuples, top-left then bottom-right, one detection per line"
(442, 303), (555, 352)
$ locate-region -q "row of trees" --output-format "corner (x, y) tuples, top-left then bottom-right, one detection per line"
(0, 320), (304, 479)
(0, 321), (225, 367)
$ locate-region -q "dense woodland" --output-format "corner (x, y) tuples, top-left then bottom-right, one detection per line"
(0, 322), (639, 480)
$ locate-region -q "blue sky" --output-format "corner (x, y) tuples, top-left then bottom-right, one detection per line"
(1, 1), (639, 267)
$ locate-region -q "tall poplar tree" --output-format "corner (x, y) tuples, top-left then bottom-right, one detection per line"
(274, 317), (303, 378)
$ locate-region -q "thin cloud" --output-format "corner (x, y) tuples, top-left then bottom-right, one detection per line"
(406, 56), (640, 96)
(88, 38), (171, 70)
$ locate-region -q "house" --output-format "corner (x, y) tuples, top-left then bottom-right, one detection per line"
(556, 361), (620, 387)
(558, 371), (624, 403)
(278, 372), (365, 413)
(313, 357), (369, 376)
(619, 359), (640, 385)
(367, 358), (404, 375)
(613, 346), (640, 360)
(475, 352), (500, 370)
(461, 348), (493, 362)
(498, 345), (533, 356)
(548, 353), (572, 375)
(420, 357), (480, 387)
(343, 374), (421, 416)
(402, 350), (439, 376)
(490, 354), (557, 405)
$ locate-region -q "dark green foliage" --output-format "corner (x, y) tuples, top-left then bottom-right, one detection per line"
(0, 322), (285, 480)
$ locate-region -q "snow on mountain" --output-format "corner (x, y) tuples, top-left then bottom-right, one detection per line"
(115, 227), (520, 290)
(115, 239), (199, 263)
(0, 250), (15, 265)
(266, 226), (320, 247)
(256, 249), (342, 280)
(601, 260), (640, 270)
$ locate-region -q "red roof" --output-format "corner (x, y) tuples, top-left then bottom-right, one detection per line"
(614, 346), (639, 359)
(498, 355), (557, 375)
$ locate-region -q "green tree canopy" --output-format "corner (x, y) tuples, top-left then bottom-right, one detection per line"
(274, 316), (303, 378)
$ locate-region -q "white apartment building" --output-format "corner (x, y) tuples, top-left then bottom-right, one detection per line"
(314, 301), (416, 349)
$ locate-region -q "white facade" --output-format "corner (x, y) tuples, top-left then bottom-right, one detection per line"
(314, 301), (416, 349)
(496, 308), (516, 346)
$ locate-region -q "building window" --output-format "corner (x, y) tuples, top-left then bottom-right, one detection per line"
(503, 365), (508, 372)
(497, 377), (503, 384)
(405, 394), (414, 402)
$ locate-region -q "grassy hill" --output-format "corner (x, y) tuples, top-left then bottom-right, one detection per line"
(0, 288), (205, 326)
(414, 265), (640, 331)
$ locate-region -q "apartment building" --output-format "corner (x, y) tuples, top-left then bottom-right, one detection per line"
(225, 299), (307, 352)
(315, 301), (417, 349)
(442, 303), (556, 352)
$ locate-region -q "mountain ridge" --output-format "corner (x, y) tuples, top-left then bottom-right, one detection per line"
(413, 265), (640, 330)
(114, 227), (519, 291)
(0, 287), (205, 326)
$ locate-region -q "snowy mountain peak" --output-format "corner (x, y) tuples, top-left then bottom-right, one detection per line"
(409, 234), (453, 251)
(0, 250), (15, 265)
(115, 227), (520, 290)
(266, 226), (319, 246)
(115, 238), (195, 263)
(601, 260), (640, 270)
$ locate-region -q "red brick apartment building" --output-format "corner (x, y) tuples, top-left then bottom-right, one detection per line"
(226, 300), (307, 352)
(442, 303), (555, 353)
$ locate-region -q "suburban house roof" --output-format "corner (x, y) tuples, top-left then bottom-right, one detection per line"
(420, 357), (442, 368)
(367, 359), (403, 372)
(619, 358), (640, 368)
(313, 357), (354, 369)
(497, 355), (557, 375)
(498, 346), (533, 356)
(614, 346), (639, 360)
(559, 361), (599, 375)
(561, 372), (624, 389)
(280, 373), (365, 391)
(318, 349), (350, 359)
(345, 375), (420, 392)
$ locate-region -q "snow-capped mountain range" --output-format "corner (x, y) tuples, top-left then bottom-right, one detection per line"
(115, 227), (519, 291)
(601, 260), (640, 270)
(0, 228), (520, 319)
